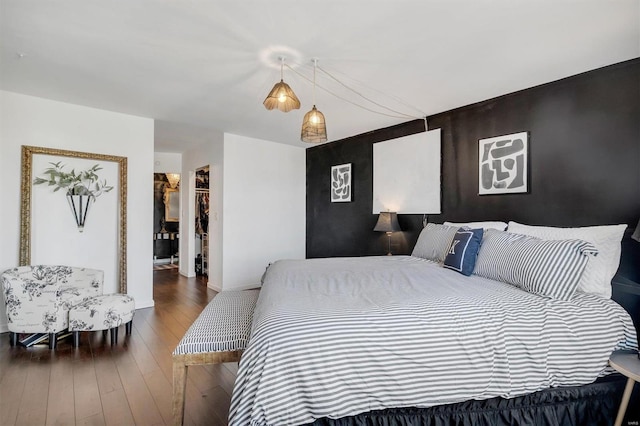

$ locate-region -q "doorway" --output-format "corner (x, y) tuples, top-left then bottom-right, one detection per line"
(153, 173), (180, 270)
(194, 166), (209, 277)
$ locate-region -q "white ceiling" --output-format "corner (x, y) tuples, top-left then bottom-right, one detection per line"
(2, 1), (639, 152)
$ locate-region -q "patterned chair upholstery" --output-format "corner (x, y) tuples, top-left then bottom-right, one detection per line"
(1, 265), (103, 349)
(69, 293), (135, 346)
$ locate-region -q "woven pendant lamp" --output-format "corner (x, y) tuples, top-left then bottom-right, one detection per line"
(301, 106), (327, 143)
(301, 59), (327, 143)
(263, 58), (300, 112)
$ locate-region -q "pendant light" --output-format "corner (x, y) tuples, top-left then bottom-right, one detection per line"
(301, 59), (327, 143)
(263, 57), (301, 112)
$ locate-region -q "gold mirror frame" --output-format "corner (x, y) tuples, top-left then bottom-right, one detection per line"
(19, 146), (128, 293)
(164, 187), (180, 222)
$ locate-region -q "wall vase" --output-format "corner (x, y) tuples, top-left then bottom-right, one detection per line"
(66, 194), (94, 232)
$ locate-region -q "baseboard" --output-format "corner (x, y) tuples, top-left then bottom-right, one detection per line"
(224, 283), (262, 292)
(135, 299), (155, 309)
(207, 281), (222, 292)
(180, 269), (195, 278)
(207, 281), (261, 293)
(0, 323), (7, 334)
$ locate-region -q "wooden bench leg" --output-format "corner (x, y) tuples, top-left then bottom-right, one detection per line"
(173, 358), (188, 426)
(614, 377), (636, 426)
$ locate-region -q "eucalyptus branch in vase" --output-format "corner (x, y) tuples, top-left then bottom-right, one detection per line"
(33, 162), (114, 231)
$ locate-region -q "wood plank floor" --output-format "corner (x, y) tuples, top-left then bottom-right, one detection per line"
(0, 271), (237, 426)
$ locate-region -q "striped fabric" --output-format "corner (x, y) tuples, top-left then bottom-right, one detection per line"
(474, 229), (598, 300)
(411, 223), (459, 262)
(507, 221), (627, 298)
(228, 256), (636, 426)
(173, 289), (259, 355)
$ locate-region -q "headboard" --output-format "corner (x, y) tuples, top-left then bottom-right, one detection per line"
(612, 231), (640, 349)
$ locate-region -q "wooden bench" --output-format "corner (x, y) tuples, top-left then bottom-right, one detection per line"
(172, 289), (259, 425)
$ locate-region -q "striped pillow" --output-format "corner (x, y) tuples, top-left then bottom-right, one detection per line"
(411, 223), (459, 263)
(507, 221), (626, 298)
(474, 229), (598, 300)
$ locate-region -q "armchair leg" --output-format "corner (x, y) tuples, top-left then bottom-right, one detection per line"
(126, 320), (132, 335)
(73, 331), (80, 348)
(110, 327), (118, 345)
(9, 332), (18, 346)
(48, 333), (57, 350)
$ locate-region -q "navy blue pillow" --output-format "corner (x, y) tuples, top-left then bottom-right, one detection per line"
(443, 228), (484, 276)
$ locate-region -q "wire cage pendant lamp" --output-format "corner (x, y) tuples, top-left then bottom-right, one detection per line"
(301, 59), (327, 143)
(263, 57), (301, 112)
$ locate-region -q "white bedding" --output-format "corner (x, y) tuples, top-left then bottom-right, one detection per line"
(229, 256), (637, 426)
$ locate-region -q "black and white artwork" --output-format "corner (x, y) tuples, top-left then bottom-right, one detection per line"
(479, 132), (528, 195)
(331, 163), (352, 202)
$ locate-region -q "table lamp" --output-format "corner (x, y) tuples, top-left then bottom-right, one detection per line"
(374, 212), (402, 255)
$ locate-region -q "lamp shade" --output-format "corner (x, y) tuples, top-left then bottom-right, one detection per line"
(301, 105), (327, 143)
(374, 212), (401, 233)
(263, 80), (301, 112)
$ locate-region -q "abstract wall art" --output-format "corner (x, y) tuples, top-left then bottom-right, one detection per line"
(331, 163), (352, 202)
(478, 132), (528, 195)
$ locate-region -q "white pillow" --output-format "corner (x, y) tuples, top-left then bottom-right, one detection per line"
(507, 221), (627, 298)
(412, 223), (459, 263)
(444, 221), (508, 231)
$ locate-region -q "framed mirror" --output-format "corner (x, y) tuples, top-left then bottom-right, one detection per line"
(20, 145), (128, 293)
(164, 187), (180, 222)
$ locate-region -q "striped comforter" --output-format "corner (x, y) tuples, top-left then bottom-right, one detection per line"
(229, 256), (637, 426)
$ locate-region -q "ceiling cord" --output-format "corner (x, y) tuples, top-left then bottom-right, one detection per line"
(284, 63), (425, 121)
(317, 65), (421, 119)
(311, 64), (428, 118)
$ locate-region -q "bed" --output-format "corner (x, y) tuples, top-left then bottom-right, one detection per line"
(228, 225), (638, 426)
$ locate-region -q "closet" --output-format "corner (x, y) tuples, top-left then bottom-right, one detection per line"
(194, 166), (209, 276)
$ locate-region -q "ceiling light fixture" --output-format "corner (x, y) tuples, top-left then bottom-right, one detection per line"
(165, 173), (180, 188)
(263, 57), (301, 112)
(301, 59), (327, 143)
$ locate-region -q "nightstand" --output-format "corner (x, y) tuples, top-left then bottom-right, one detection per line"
(609, 351), (640, 426)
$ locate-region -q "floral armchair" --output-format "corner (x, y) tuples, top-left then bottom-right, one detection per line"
(1, 265), (103, 348)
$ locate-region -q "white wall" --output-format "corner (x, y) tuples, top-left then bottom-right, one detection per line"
(154, 152), (182, 173)
(222, 134), (306, 290)
(0, 91), (154, 332)
(179, 132), (305, 292)
(180, 130), (224, 288)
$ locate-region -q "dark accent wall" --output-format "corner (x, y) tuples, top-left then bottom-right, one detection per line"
(306, 58), (640, 276)
(306, 120), (426, 257)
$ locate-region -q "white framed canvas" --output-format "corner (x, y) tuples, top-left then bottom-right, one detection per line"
(372, 129), (441, 214)
(479, 132), (528, 195)
(331, 163), (352, 202)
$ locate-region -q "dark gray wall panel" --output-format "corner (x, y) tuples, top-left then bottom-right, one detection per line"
(306, 59), (640, 278)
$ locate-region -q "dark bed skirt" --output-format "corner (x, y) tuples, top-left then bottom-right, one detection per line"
(309, 374), (635, 426)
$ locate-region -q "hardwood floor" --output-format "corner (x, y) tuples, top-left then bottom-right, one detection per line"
(0, 271), (237, 426)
